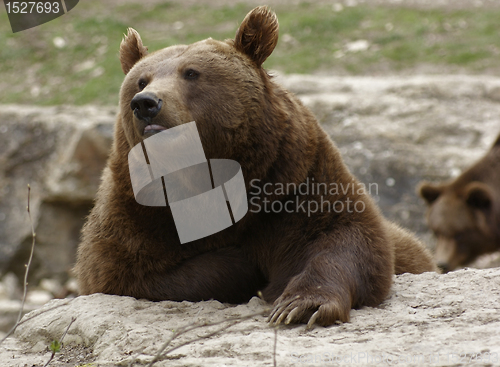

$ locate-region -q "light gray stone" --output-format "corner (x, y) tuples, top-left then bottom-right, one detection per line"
(0, 268), (498, 366)
(0, 105), (115, 282)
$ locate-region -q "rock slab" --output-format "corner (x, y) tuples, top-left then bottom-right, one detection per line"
(0, 105), (115, 282)
(0, 268), (498, 366)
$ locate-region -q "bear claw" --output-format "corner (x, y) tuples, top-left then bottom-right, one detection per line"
(268, 296), (351, 328)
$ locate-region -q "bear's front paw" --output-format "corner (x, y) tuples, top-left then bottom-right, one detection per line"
(267, 293), (351, 328)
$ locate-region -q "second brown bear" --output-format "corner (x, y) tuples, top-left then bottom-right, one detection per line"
(419, 133), (500, 273)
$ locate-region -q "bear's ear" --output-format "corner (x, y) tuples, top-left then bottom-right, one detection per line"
(234, 6), (279, 67)
(418, 182), (443, 205)
(120, 28), (148, 75)
(465, 182), (492, 211)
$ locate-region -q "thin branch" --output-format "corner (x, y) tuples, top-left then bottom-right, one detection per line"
(0, 184), (37, 346)
(42, 317), (76, 367)
(161, 319), (241, 357)
(16, 299), (74, 327)
(145, 311), (266, 367)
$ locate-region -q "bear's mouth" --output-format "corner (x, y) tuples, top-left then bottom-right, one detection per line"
(143, 124), (167, 137)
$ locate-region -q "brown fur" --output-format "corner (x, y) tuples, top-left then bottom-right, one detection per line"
(384, 221), (437, 274)
(419, 133), (500, 273)
(75, 6), (435, 327)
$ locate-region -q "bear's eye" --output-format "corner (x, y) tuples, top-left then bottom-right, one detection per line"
(138, 79), (148, 90)
(184, 69), (200, 80)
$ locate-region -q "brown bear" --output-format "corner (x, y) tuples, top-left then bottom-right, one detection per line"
(75, 6), (436, 327)
(419, 133), (500, 273)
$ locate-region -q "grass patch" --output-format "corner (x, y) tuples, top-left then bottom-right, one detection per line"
(1, 2), (500, 105)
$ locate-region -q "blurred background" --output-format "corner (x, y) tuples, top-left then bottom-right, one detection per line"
(2, 0), (500, 105)
(1, 0), (500, 335)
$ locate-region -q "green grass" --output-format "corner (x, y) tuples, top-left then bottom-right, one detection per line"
(1, 1), (500, 105)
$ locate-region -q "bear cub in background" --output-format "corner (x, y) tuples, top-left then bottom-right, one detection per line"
(75, 6), (436, 327)
(420, 133), (500, 273)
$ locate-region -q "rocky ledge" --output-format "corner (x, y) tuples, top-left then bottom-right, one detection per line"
(0, 268), (498, 366)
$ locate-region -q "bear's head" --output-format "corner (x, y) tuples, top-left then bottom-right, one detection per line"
(419, 135), (500, 272)
(116, 6), (280, 165)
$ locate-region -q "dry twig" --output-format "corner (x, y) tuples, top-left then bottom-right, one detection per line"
(0, 184), (37, 346)
(42, 317), (77, 367)
(143, 310), (266, 367)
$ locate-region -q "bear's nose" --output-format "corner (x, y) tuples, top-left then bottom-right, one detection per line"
(130, 92), (163, 121)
